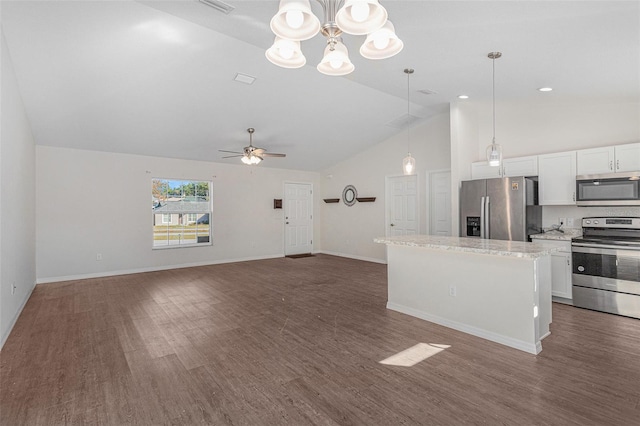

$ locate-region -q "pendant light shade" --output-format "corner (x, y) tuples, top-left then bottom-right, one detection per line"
(486, 51), (503, 167)
(403, 154), (415, 175)
(317, 41), (355, 76)
(335, 0), (388, 35)
(265, 37), (306, 68)
(486, 142), (502, 167)
(270, 0), (321, 41)
(402, 68), (416, 175)
(359, 20), (403, 60)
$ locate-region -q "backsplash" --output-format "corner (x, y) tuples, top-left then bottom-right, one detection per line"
(542, 205), (640, 228)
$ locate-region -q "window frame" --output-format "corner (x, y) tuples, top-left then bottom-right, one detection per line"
(152, 178), (213, 250)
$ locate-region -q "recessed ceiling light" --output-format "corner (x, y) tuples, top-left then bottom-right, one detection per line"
(234, 73), (256, 85)
(538, 87), (553, 92)
(458, 95), (469, 99)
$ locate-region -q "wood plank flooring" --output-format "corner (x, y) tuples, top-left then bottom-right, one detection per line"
(1, 254), (639, 425)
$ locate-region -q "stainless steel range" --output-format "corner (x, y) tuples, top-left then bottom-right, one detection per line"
(572, 217), (640, 319)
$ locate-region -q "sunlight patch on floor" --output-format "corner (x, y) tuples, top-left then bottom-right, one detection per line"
(379, 343), (450, 367)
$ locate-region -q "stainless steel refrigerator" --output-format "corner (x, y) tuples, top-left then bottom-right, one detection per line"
(459, 176), (542, 242)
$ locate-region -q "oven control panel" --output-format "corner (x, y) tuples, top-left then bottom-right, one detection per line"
(582, 217), (640, 229)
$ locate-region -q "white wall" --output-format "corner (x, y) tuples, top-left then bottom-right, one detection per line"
(1, 30), (37, 348)
(36, 146), (321, 282)
(451, 98), (640, 232)
(320, 111), (451, 263)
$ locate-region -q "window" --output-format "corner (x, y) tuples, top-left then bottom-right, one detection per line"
(152, 179), (212, 248)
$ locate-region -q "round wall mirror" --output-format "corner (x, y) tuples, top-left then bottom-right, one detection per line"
(342, 185), (357, 206)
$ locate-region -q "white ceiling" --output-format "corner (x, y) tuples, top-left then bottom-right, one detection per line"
(2, 1), (639, 171)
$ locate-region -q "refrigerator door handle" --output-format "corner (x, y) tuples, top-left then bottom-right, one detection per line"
(480, 196), (486, 239)
(485, 196), (490, 239)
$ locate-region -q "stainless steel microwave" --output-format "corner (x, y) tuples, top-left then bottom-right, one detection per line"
(576, 172), (640, 206)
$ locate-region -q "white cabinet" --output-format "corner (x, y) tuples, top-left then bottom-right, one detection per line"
(471, 156), (538, 180)
(471, 161), (501, 179)
(538, 151), (577, 205)
(502, 155), (538, 177)
(577, 146), (615, 175)
(531, 239), (572, 300)
(550, 241), (572, 299)
(577, 143), (640, 175)
(615, 143), (640, 172)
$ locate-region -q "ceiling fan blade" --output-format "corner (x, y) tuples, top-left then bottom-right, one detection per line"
(219, 149), (243, 154)
(253, 148), (266, 155)
(222, 154), (244, 158)
(262, 153), (286, 157)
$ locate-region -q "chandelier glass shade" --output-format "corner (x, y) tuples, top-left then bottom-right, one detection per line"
(266, 0), (403, 75)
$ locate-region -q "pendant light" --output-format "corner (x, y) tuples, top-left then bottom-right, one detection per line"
(402, 68), (415, 175)
(486, 51), (503, 167)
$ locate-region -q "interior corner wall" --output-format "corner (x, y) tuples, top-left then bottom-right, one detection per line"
(35, 146), (321, 282)
(319, 111), (451, 263)
(1, 30), (37, 349)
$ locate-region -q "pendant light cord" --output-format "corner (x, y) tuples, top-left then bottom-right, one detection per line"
(492, 55), (496, 145)
(404, 68), (414, 154)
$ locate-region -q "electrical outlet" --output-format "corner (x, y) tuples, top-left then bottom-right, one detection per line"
(566, 218), (574, 227)
(449, 285), (456, 297)
(558, 217), (566, 226)
(96, 253), (103, 261)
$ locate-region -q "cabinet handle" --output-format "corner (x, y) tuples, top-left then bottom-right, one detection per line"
(609, 160), (613, 170)
(573, 192), (575, 202)
(616, 159), (620, 170)
(567, 258), (570, 266)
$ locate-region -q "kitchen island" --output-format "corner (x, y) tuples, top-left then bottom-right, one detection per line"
(374, 235), (562, 355)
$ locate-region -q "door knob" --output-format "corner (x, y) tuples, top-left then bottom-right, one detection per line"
(390, 223), (395, 227)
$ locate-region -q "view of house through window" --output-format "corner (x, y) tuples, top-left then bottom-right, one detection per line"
(152, 179), (212, 248)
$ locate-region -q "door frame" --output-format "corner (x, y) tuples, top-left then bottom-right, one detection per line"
(425, 169), (452, 235)
(384, 174), (419, 237)
(283, 181), (314, 256)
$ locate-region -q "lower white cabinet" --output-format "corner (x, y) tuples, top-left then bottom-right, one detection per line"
(531, 239), (572, 299)
(551, 251), (572, 299)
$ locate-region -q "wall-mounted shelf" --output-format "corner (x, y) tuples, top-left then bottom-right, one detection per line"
(356, 197), (376, 202)
(323, 198), (340, 203)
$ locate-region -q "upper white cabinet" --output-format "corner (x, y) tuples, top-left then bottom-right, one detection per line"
(471, 156), (538, 180)
(502, 156), (538, 177)
(576, 146), (615, 175)
(577, 143), (640, 175)
(471, 161), (501, 179)
(539, 151), (577, 205)
(615, 143), (640, 172)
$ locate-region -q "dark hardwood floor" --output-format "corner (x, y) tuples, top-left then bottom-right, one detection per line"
(1, 254), (639, 425)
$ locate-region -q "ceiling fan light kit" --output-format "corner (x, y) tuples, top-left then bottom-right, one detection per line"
(266, 0), (403, 76)
(219, 128), (286, 165)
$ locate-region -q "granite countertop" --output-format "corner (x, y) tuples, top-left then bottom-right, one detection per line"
(529, 228), (582, 241)
(374, 235), (563, 258)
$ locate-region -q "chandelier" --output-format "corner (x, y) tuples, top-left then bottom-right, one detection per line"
(266, 0), (403, 76)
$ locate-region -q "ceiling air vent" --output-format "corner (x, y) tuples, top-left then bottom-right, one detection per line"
(386, 113), (421, 129)
(418, 89), (438, 96)
(199, 0), (235, 14)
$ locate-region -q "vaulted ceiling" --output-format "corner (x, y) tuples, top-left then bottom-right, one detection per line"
(2, 1), (639, 171)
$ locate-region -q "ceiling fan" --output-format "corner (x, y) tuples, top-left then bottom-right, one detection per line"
(219, 128), (286, 165)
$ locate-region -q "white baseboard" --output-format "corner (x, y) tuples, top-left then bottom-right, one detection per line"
(386, 302), (541, 355)
(36, 254), (284, 284)
(0, 282), (36, 350)
(316, 250), (387, 265)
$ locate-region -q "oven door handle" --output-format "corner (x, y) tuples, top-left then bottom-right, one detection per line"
(572, 244), (640, 257)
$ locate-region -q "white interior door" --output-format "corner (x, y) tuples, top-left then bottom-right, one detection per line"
(429, 170), (452, 236)
(386, 175), (418, 236)
(284, 183), (313, 255)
